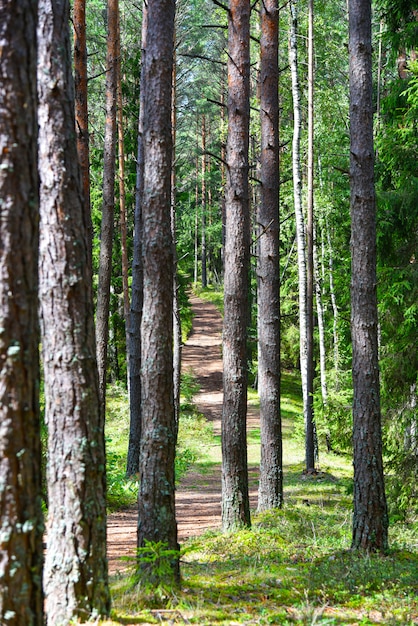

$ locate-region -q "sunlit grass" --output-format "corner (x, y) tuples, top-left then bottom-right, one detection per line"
(103, 336), (418, 625)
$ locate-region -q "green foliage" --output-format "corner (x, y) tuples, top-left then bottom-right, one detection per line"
(177, 372), (214, 481)
(194, 284), (224, 315)
(106, 439), (138, 512)
(314, 370), (353, 454)
(105, 374), (213, 509)
(178, 269), (194, 342)
(109, 476), (418, 624)
(122, 541), (181, 605)
(375, 61), (418, 522)
(106, 385), (138, 510)
(376, 0), (418, 52)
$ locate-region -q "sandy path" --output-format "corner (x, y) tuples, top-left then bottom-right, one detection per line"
(107, 295), (259, 575)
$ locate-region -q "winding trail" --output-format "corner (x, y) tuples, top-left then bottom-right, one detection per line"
(107, 295), (259, 574)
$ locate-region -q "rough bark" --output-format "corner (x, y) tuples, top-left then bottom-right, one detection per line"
(222, 0), (251, 531)
(201, 114), (207, 288)
(96, 0), (119, 411)
(127, 3), (147, 477)
(349, 0), (389, 552)
(73, 0), (92, 266)
(257, 0), (283, 511)
(194, 155), (199, 285)
(0, 2), (44, 622)
(117, 17), (131, 393)
(138, 0), (179, 582)
(37, 0), (111, 621)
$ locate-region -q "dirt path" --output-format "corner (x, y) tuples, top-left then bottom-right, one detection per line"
(107, 295), (259, 575)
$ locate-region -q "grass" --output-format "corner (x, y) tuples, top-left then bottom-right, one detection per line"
(195, 284), (225, 315)
(103, 370), (418, 625)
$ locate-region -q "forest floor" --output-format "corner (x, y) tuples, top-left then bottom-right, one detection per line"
(104, 295), (418, 625)
(107, 294), (260, 574)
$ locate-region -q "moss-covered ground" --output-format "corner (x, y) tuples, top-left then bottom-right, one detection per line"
(103, 369), (418, 625)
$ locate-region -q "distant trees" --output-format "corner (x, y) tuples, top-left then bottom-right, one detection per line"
(0, 2), (44, 622)
(127, 2), (147, 478)
(349, 0), (388, 552)
(221, 0), (251, 530)
(96, 0), (119, 410)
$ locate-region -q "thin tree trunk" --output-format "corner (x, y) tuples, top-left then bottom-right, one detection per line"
(138, 0), (179, 583)
(314, 230), (327, 406)
(306, 0), (317, 468)
(127, 2), (147, 477)
(172, 43), (182, 436)
(349, 0), (388, 552)
(326, 219), (339, 374)
(0, 3), (43, 621)
(289, 0), (313, 469)
(96, 0), (119, 411)
(37, 1), (110, 621)
(222, 0), (251, 531)
(257, 0), (283, 511)
(201, 114), (207, 288)
(220, 82), (226, 275)
(74, 0), (92, 267)
(194, 154), (199, 285)
(117, 18), (131, 392)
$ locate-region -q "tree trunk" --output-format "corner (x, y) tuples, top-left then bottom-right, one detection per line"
(314, 229), (327, 406)
(326, 218), (339, 374)
(194, 154), (199, 285)
(96, 0), (119, 411)
(349, 0), (388, 552)
(172, 44), (182, 437)
(73, 0), (92, 268)
(117, 20), (131, 393)
(127, 2), (147, 477)
(306, 0), (317, 468)
(0, 3), (43, 623)
(222, 0), (251, 531)
(138, 0), (179, 583)
(257, 0), (283, 511)
(37, 1), (111, 621)
(289, 0), (315, 470)
(201, 114), (207, 288)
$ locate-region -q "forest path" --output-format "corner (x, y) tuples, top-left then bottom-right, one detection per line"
(107, 294), (260, 575)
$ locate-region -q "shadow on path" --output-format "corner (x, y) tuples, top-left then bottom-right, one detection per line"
(107, 294), (260, 574)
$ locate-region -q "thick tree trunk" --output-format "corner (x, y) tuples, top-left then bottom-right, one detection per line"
(37, 1), (111, 621)
(96, 0), (119, 411)
(349, 0), (388, 552)
(127, 2), (147, 477)
(0, 4), (43, 623)
(73, 0), (92, 266)
(222, 0), (251, 531)
(138, 0), (179, 583)
(257, 0), (283, 511)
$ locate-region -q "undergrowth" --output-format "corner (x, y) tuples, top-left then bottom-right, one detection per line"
(104, 370), (418, 625)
